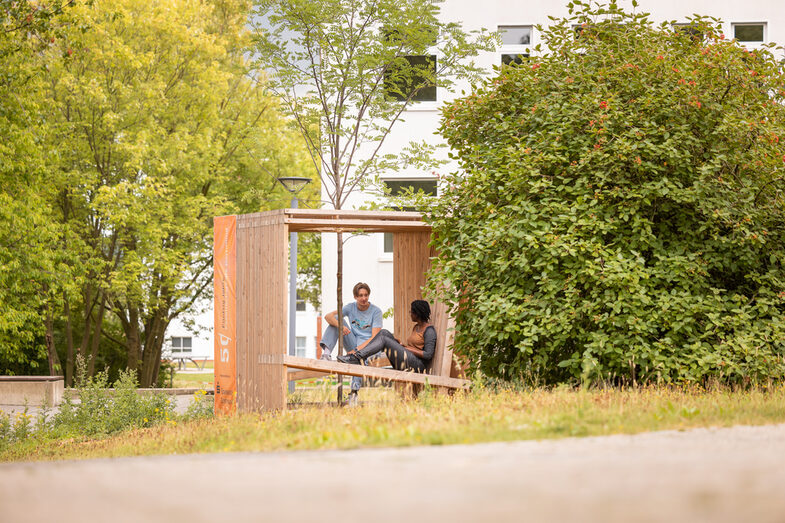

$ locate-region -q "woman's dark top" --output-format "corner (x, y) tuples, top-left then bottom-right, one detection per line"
(406, 324), (437, 361)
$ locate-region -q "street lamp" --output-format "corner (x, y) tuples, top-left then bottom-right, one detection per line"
(277, 176), (311, 393)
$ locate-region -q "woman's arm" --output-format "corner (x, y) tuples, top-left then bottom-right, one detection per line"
(421, 326), (437, 361)
(405, 346), (425, 358)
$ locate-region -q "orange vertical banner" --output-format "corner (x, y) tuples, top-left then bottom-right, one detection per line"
(214, 215), (237, 415)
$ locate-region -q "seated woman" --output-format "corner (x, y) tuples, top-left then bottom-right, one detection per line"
(337, 299), (436, 373)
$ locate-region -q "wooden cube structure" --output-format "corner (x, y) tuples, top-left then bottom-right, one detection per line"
(213, 209), (462, 414)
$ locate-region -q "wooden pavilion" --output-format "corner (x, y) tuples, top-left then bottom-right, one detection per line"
(213, 209), (468, 414)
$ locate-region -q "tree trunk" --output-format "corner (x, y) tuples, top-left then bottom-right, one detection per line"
(140, 314), (157, 387)
(140, 309), (169, 387)
(78, 284), (94, 360)
(87, 292), (107, 376)
(45, 308), (62, 376)
(336, 231), (344, 404)
(63, 294), (75, 386)
(125, 306), (142, 380)
(149, 320), (167, 387)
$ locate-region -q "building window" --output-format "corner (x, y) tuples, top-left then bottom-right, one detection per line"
(383, 232), (394, 254)
(499, 25), (531, 45)
(384, 179), (438, 197)
(382, 179), (437, 253)
(171, 336), (192, 354)
(295, 336), (307, 358)
(385, 55), (437, 102)
(502, 53), (529, 66)
(733, 23), (765, 43)
(499, 25), (532, 66)
(672, 23), (703, 41)
(296, 291), (306, 312)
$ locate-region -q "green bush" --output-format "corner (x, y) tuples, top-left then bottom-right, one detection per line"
(0, 360), (217, 453)
(182, 389), (214, 421)
(52, 364), (175, 437)
(429, 1), (785, 386)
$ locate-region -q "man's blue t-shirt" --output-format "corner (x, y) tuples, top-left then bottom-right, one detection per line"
(342, 302), (383, 344)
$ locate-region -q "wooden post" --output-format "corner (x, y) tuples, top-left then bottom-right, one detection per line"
(236, 213), (288, 413)
(392, 231), (432, 340)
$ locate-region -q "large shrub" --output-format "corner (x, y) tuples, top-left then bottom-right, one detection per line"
(429, 2), (785, 385)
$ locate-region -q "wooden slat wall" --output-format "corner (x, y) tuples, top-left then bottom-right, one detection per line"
(393, 231), (432, 341)
(391, 231), (456, 380)
(236, 214), (288, 413)
(428, 299), (454, 378)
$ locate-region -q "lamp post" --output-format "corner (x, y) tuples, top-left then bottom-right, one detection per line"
(277, 176), (311, 393)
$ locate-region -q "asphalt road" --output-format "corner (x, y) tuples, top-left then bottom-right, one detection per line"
(3, 423), (785, 523)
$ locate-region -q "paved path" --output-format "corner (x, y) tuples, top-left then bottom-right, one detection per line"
(3, 423), (785, 523)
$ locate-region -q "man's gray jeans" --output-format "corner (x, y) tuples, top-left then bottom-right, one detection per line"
(320, 323), (362, 391)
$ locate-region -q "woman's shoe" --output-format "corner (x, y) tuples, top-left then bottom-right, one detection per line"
(337, 351), (362, 365)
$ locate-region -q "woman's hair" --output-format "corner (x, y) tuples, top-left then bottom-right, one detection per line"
(410, 300), (431, 322)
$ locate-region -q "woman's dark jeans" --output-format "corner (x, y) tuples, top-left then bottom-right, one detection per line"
(356, 329), (427, 372)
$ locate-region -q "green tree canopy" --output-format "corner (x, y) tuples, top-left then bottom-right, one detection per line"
(0, 0), (314, 382)
(0, 0), (78, 374)
(429, 1), (785, 386)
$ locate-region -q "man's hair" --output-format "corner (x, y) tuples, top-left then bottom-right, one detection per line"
(410, 300), (431, 322)
(353, 282), (371, 296)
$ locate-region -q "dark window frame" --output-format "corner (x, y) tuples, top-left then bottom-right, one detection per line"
(382, 179), (438, 254)
(384, 55), (437, 102)
(733, 23), (765, 43)
(498, 25), (532, 46)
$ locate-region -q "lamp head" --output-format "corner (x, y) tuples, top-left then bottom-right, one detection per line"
(276, 176), (311, 194)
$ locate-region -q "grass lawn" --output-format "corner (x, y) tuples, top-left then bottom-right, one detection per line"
(170, 372), (214, 390)
(3, 384), (785, 462)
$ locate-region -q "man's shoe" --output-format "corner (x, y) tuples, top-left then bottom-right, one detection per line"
(346, 391), (359, 407)
(320, 346), (332, 361)
(337, 352), (361, 365)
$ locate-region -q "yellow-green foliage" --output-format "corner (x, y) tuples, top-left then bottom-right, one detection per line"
(3, 384), (785, 462)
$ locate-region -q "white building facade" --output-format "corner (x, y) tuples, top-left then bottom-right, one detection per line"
(321, 0), (785, 333)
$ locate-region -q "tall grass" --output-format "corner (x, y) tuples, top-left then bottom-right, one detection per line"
(0, 358), (213, 456)
(3, 381), (785, 462)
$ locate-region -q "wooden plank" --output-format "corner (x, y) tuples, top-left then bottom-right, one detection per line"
(236, 209), (426, 230)
(287, 355), (392, 381)
(428, 299), (456, 378)
(285, 209), (423, 221)
(235, 219), (248, 412)
(281, 356), (470, 389)
(286, 218), (430, 233)
(287, 369), (330, 381)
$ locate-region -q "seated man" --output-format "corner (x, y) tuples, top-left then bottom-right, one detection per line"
(319, 282), (382, 405)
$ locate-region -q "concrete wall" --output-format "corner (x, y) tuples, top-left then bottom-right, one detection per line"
(0, 377), (64, 406)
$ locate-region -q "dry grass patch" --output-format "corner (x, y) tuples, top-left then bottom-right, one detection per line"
(4, 384), (785, 462)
